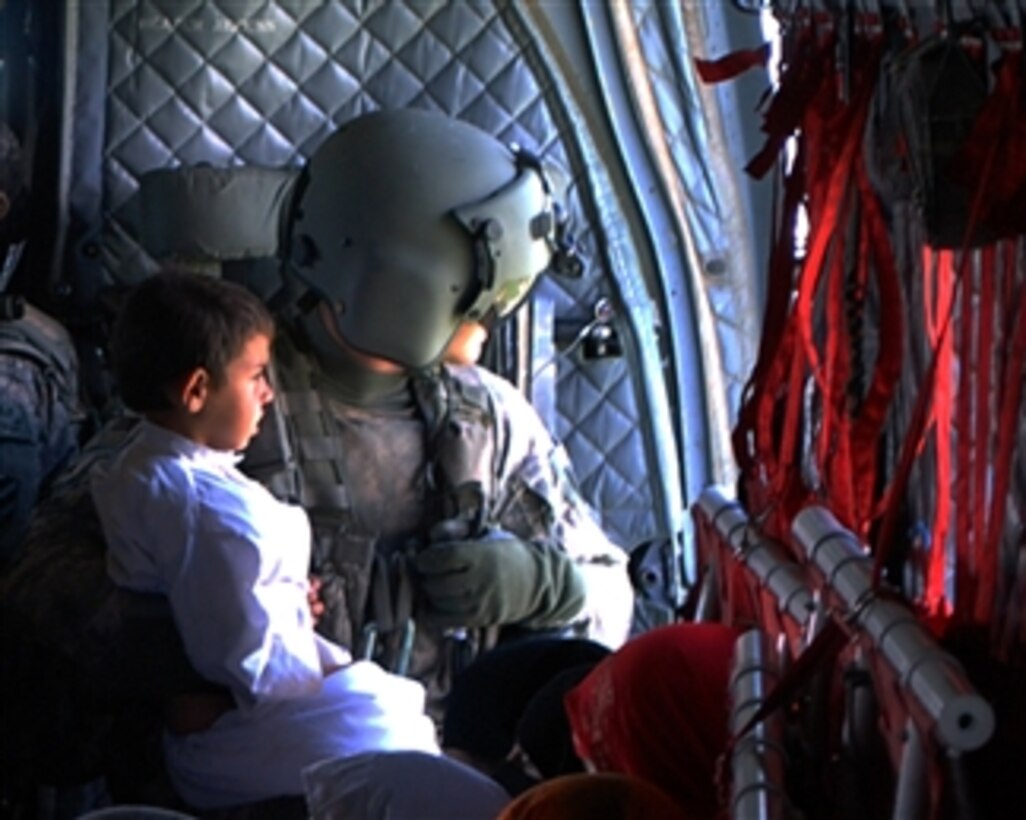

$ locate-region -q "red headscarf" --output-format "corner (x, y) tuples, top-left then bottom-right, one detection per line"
(564, 623), (742, 819)
(497, 773), (692, 820)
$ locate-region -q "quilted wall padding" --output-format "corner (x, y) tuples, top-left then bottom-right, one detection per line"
(59, 0), (671, 554)
(611, 0), (766, 483)
(569, 2), (772, 583)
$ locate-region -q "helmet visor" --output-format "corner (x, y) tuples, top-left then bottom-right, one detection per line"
(453, 164), (555, 323)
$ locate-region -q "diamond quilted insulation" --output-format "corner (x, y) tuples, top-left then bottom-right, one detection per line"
(59, 0), (677, 562)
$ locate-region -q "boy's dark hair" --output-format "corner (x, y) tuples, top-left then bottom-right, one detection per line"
(111, 269), (274, 413)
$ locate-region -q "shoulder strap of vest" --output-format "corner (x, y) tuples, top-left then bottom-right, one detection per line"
(410, 365), (497, 530)
(243, 331), (354, 525)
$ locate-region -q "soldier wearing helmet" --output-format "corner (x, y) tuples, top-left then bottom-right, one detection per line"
(252, 108), (634, 710)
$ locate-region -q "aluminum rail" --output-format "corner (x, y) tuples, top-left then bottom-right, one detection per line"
(729, 629), (788, 820)
(792, 506), (995, 752)
(696, 485), (814, 629)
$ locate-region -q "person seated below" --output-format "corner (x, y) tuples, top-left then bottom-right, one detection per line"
(497, 772), (691, 820)
(302, 749), (511, 819)
(502, 662), (597, 789)
(440, 636), (609, 788)
(564, 622), (742, 820)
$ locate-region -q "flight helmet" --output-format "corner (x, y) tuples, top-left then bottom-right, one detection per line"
(285, 107), (580, 369)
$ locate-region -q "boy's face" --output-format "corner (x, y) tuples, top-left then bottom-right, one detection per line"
(190, 332), (274, 452)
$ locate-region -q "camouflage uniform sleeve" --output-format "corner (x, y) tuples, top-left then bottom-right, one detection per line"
(475, 367), (634, 649)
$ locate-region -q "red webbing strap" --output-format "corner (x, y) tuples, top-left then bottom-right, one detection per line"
(871, 85), (1004, 589)
(923, 248), (955, 620)
(817, 215), (853, 526)
(741, 39), (881, 542)
(742, 68), (838, 530)
(847, 158), (904, 536)
(796, 43), (878, 372)
(872, 248), (990, 596)
(975, 254), (1026, 624)
(778, 56), (877, 507)
(872, 267), (959, 590)
(953, 251), (976, 619)
(735, 29), (829, 507)
(745, 30), (834, 180)
(733, 149), (804, 488)
(694, 42), (771, 84)
(969, 247), (996, 620)
(771, 327), (813, 522)
(735, 25), (841, 526)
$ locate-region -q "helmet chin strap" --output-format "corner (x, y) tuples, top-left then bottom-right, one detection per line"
(316, 301), (405, 375)
(294, 304), (414, 410)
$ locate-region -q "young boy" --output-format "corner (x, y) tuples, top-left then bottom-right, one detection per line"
(90, 270), (439, 811)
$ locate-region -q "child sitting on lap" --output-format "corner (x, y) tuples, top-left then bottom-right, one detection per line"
(90, 270), (439, 811)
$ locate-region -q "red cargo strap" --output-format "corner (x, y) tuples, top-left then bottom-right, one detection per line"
(975, 255), (1026, 624)
(694, 41), (771, 84)
(847, 158), (904, 536)
(969, 247), (996, 621)
(922, 247), (955, 620)
(732, 147), (803, 493)
(745, 30), (835, 180)
(953, 247), (976, 617)
(871, 137), (1001, 592)
(777, 51), (878, 508)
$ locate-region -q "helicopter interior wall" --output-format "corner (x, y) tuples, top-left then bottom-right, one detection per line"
(22, 0), (691, 602)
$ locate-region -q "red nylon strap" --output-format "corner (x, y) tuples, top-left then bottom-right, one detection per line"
(722, 617), (847, 753)
(873, 274), (955, 588)
(735, 30), (842, 523)
(791, 80), (873, 397)
(778, 67), (875, 510)
(953, 251), (976, 620)
(745, 32), (835, 180)
(694, 42), (771, 84)
(924, 248), (955, 620)
(848, 158), (904, 536)
(817, 206), (853, 525)
(871, 88), (1004, 587)
(740, 42), (880, 543)
(733, 151), (804, 488)
(969, 247), (996, 622)
(975, 253), (1026, 624)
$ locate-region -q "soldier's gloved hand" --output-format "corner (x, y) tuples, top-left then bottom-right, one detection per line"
(413, 530), (585, 629)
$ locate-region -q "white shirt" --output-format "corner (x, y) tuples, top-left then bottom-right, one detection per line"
(91, 421), (438, 809)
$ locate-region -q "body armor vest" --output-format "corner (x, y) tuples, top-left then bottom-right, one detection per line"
(241, 333), (525, 703)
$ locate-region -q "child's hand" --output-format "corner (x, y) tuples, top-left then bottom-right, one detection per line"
(308, 574), (326, 625)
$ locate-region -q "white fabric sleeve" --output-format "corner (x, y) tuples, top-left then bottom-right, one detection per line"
(93, 453), (331, 705)
(174, 481), (327, 704)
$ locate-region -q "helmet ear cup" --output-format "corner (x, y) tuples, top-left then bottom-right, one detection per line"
(451, 157), (556, 322)
(283, 108), (573, 370)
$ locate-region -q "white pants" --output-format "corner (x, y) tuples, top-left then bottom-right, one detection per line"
(165, 661), (440, 810)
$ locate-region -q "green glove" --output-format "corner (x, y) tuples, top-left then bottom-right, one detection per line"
(414, 530), (585, 629)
